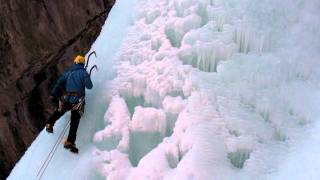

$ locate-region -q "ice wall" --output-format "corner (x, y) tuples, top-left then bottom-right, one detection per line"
(93, 0), (320, 179)
(7, 0), (136, 179)
(8, 0), (320, 179)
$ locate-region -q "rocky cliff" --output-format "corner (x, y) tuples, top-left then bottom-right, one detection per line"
(0, 0), (115, 178)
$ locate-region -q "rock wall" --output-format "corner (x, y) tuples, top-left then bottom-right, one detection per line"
(0, 0), (115, 178)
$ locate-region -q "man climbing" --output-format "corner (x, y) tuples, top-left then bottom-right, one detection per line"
(46, 55), (93, 154)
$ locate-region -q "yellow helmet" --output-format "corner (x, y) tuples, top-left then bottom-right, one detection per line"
(74, 55), (85, 64)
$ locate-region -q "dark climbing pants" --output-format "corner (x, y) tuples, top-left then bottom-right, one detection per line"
(47, 101), (83, 144)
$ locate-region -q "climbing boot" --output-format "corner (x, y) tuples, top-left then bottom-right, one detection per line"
(46, 124), (53, 133)
(63, 140), (79, 154)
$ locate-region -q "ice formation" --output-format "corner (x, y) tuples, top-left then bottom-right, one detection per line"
(8, 0), (320, 179)
(93, 0), (320, 179)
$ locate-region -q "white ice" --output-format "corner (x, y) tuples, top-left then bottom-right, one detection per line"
(7, 0), (136, 179)
(8, 0), (320, 179)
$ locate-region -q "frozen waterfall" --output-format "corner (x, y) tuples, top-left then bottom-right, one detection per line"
(8, 0), (320, 179)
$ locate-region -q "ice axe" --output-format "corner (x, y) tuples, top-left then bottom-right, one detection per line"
(85, 51), (97, 70)
(89, 65), (98, 77)
(85, 51), (98, 76)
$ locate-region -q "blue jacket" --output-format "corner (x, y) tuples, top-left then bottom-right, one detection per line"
(51, 64), (93, 98)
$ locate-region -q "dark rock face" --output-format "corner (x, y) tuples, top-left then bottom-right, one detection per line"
(0, 0), (115, 178)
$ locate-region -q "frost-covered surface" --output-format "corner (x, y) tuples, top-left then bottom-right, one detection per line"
(93, 0), (320, 179)
(7, 0), (136, 179)
(9, 0), (320, 179)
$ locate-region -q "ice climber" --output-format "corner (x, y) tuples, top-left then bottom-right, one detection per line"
(46, 55), (93, 153)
